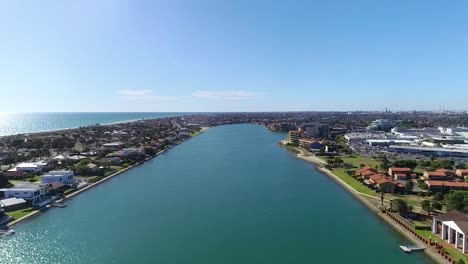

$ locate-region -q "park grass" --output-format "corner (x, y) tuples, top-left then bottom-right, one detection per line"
(332, 168), (377, 196)
(191, 130), (202, 137)
(414, 229), (467, 262)
(342, 155), (380, 169)
(8, 207), (35, 220)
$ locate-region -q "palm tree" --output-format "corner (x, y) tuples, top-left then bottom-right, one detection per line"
(380, 191), (385, 207)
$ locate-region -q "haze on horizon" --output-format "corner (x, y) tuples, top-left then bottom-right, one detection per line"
(1, 0), (467, 113)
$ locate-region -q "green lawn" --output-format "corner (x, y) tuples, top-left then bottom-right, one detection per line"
(191, 131), (202, 137)
(8, 207), (35, 220)
(332, 168), (377, 196)
(414, 229), (467, 262)
(342, 155), (380, 169)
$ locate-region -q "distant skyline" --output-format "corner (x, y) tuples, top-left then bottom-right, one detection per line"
(1, 0), (468, 112)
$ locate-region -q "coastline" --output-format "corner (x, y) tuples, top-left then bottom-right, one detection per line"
(6, 127), (210, 228)
(291, 149), (449, 264)
(0, 112), (188, 137)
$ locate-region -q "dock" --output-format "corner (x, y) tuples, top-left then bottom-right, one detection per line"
(399, 245), (426, 253)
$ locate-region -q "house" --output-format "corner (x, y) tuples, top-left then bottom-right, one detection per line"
(107, 148), (144, 158)
(432, 211), (468, 253)
(98, 157), (122, 165)
(368, 173), (387, 184)
(374, 178), (404, 193)
(356, 166), (378, 178)
(0, 197), (27, 211)
(423, 169), (455, 181)
(41, 170), (75, 185)
(426, 181), (468, 191)
(102, 142), (124, 150)
(1, 170), (27, 180)
(86, 163), (100, 173)
(388, 167), (415, 180)
(14, 162), (43, 174)
(455, 169), (468, 178)
(0, 184), (47, 204)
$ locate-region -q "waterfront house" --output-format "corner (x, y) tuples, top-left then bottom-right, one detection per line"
(426, 181), (468, 192)
(455, 169), (468, 178)
(0, 197), (27, 211)
(432, 211), (468, 253)
(107, 147), (144, 158)
(41, 170), (75, 185)
(388, 167), (415, 180)
(98, 157), (122, 166)
(86, 163), (100, 174)
(0, 184), (47, 204)
(423, 169), (455, 181)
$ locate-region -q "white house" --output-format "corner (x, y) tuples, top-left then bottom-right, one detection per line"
(41, 170), (75, 185)
(0, 184), (47, 204)
(432, 211), (468, 253)
(13, 162), (44, 173)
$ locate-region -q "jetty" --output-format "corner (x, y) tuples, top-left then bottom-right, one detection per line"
(399, 245), (426, 253)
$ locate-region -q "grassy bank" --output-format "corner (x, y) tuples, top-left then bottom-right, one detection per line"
(331, 168), (377, 196)
(8, 207), (36, 220)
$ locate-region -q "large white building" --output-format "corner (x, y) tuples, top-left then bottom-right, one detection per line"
(0, 184), (47, 204)
(10, 162), (45, 174)
(41, 170), (75, 185)
(432, 212), (468, 254)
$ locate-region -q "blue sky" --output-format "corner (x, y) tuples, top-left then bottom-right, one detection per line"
(1, 0), (467, 112)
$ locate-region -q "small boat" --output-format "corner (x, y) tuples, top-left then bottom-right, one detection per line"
(51, 202), (67, 208)
(0, 229), (15, 237)
(4, 229), (15, 236)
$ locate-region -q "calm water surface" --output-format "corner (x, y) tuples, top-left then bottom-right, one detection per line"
(0, 112), (188, 136)
(0, 124), (433, 263)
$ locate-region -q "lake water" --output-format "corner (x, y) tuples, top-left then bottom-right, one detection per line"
(0, 124), (433, 263)
(0, 112), (188, 136)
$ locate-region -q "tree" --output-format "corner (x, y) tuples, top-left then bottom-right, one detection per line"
(0, 173), (11, 188)
(318, 147), (325, 156)
(432, 202), (442, 211)
(380, 155), (390, 171)
(380, 191), (385, 207)
(421, 200), (432, 216)
(391, 199), (410, 214)
(405, 180), (414, 193)
(392, 160), (418, 170)
(446, 191), (468, 213)
(144, 147), (156, 156)
(75, 164), (91, 176)
(434, 192), (444, 201)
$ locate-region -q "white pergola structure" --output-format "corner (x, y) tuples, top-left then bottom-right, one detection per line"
(432, 212), (468, 254)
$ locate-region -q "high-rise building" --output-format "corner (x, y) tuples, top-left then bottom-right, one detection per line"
(304, 123), (329, 138)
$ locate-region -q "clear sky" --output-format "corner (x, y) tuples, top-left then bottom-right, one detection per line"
(1, 0), (467, 112)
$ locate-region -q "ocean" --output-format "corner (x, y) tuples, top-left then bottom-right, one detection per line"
(0, 112), (189, 136)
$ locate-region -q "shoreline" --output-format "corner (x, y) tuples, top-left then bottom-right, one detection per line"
(290, 148), (449, 264)
(6, 127), (210, 228)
